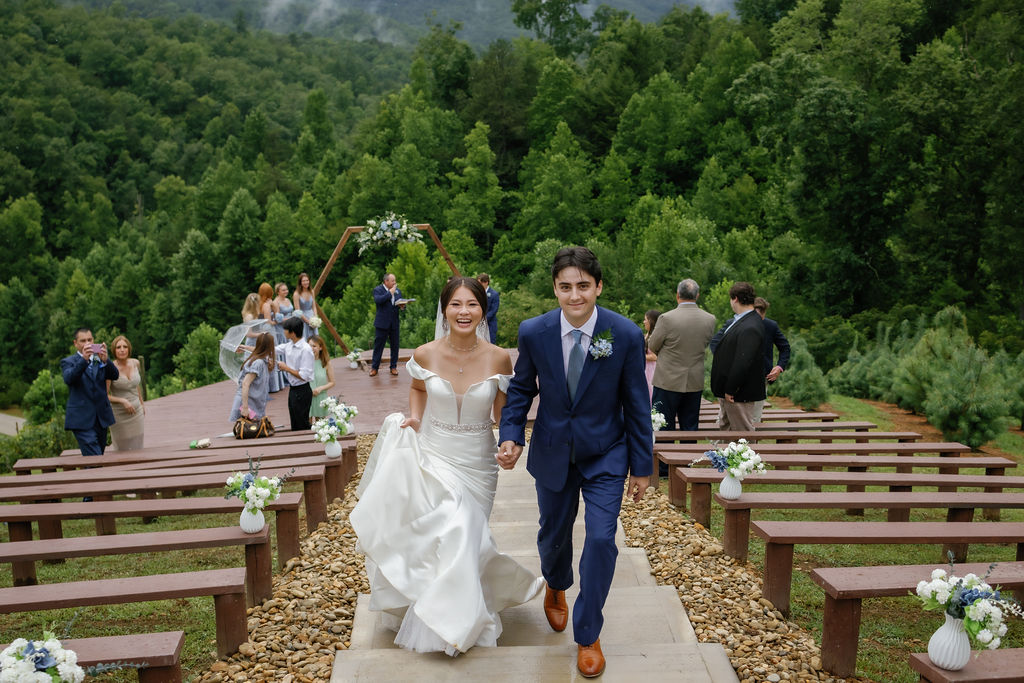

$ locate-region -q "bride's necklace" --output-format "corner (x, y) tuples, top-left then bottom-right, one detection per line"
(446, 335), (479, 374)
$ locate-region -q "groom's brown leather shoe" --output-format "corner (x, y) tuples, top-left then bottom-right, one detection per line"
(543, 584), (567, 632)
(577, 639), (605, 678)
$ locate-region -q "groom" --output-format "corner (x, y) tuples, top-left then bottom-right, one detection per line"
(498, 246), (652, 678)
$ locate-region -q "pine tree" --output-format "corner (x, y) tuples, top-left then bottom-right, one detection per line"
(922, 345), (1011, 449)
(773, 338), (829, 409)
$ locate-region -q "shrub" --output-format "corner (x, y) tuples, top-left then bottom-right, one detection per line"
(0, 418), (76, 473)
(922, 345), (1011, 449)
(21, 368), (69, 426)
(772, 338), (829, 410)
(827, 341), (870, 398)
(172, 322), (224, 390)
(890, 307), (970, 413)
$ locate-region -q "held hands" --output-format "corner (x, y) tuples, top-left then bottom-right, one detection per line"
(496, 440), (522, 470)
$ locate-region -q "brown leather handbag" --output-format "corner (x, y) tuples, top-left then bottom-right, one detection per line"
(233, 416), (275, 439)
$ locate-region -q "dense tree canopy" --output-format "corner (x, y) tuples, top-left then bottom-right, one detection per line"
(2, 0), (1022, 405)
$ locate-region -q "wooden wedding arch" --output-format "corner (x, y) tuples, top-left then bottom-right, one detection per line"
(310, 223), (461, 354)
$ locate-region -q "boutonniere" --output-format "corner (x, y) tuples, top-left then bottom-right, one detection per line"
(589, 329), (614, 359)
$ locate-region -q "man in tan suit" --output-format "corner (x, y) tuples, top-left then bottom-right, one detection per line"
(647, 279), (716, 469)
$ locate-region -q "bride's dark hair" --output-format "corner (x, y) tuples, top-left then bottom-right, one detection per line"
(440, 276), (487, 316)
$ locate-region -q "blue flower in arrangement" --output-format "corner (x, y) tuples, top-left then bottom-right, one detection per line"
(22, 640), (57, 670)
(356, 211), (423, 254)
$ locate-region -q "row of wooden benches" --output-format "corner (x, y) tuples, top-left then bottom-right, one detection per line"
(653, 426), (1024, 680)
(1, 437), (359, 676)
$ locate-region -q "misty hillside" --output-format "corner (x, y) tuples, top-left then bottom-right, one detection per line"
(61, 0), (737, 47)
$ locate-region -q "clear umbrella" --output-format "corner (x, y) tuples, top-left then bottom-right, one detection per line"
(219, 320), (272, 381)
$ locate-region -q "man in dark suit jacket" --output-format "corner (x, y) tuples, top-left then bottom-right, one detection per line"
(477, 272), (500, 344)
(498, 247), (651, 678)
(711, 295), (791, 423)
(370, 273), (404, 376)
(710, 282), (765, 432)
(753, 296), (790, 421)
(61, 327), (118, 455)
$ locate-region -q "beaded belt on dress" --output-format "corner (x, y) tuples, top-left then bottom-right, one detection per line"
(430, 416), (495, 434)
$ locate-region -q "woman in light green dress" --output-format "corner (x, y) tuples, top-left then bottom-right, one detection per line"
(308, 335), (336, 421)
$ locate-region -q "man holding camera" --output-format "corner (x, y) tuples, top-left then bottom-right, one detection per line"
(62, 327), (118, 455)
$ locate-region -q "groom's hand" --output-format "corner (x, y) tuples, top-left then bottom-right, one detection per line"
(627, 476), (650, 503)
(496, 441), (522, 470)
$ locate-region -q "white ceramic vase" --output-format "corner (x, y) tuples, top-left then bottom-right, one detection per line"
(927, 613), (971, 671)
(349, 361), (359, 369)
(719, 473), (743, 500)
(324, 439), (342, 459)
(239, 508), (265, 534)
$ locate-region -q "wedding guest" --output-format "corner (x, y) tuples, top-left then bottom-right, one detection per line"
(293, 272), (318, 339)
(229, 332), (275, 422)
(308, 335), (336, 422)
(477, 272), (500, 343)
(106, 335), (145, 450)
(643, 309), (661, 400)
(62, 327), (118, 455)
(273, 282), (294, 387)
(278, 317), (315, 430)
(241, 293), (260, 322)
(258, 282), (283, 393)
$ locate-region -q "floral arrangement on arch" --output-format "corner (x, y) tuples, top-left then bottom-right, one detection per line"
(312, 397), (359, 444)
(224, 457), (289, 514)
(917, 559), (1023, 650)
(356, 211), (423, 255)
(691, 439), (768, 481)
(1, 632), (85, 682)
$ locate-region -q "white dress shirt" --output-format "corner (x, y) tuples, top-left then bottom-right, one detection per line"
(281, 338), (314, 386)
(559, 308), (598, 377)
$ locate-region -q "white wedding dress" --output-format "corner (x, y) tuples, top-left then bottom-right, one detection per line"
(351, 358), (543, 655)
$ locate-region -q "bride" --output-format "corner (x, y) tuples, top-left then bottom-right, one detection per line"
(351, 276), (544, 656)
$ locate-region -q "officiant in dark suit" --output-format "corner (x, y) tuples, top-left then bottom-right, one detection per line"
(710, 282), (765, 432)
(61, 327), (118, 455)
(370, 273), (404, 377)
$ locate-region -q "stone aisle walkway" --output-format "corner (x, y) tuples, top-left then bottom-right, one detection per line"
(330, 457), (737, 682)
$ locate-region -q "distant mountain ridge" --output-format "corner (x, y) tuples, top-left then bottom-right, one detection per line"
(61, 0), (736, 47)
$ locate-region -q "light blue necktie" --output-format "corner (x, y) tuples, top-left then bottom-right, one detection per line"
(567, 329), (585, 402)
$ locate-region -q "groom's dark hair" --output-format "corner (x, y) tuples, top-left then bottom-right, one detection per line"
(551, 246), (602, 284)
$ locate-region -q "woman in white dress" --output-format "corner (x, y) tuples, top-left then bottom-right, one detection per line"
(351, 276), (543, 656)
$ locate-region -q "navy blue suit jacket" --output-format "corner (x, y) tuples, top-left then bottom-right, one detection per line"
(485, 287), (499, 339)
(499, 306), (653, 491)
(61, 354), (118, 430)
(761, 317), (790, 375)
(372, 284), (402, 330)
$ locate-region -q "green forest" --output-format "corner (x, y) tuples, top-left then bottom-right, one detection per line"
(2, 0), (1023, 434)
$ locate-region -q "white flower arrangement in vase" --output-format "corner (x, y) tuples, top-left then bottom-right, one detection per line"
(356, 211), (423, 254)
(224, 458), (289, 532)
(1, 632), (85, 682)
(345, 348), (362, 368)
(917, 557), (1022, 668)
(312, 397), (358, 457)
(690, 439), (768, 500)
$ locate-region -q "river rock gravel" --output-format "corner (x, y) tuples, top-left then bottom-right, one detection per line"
(193, 434), (873, 682)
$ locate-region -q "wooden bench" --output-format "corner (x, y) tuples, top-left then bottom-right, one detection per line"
(655, 430), (920, 443)
(909, 649), (1024, 681)
(694, 411), (839, 422)
(0, 465), (328, 535)
(1, 493), (303, 571)
(715, 491), (1024, 562)
(672, 463), (1017, 517)
(751, 521), (1024, 616)
(1, 525), (272, 605)
(809, 562), (1024, 677)
(0, 568), (248, 657)
(1, 631), (185, 682)
(8, 452), (351, 503)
